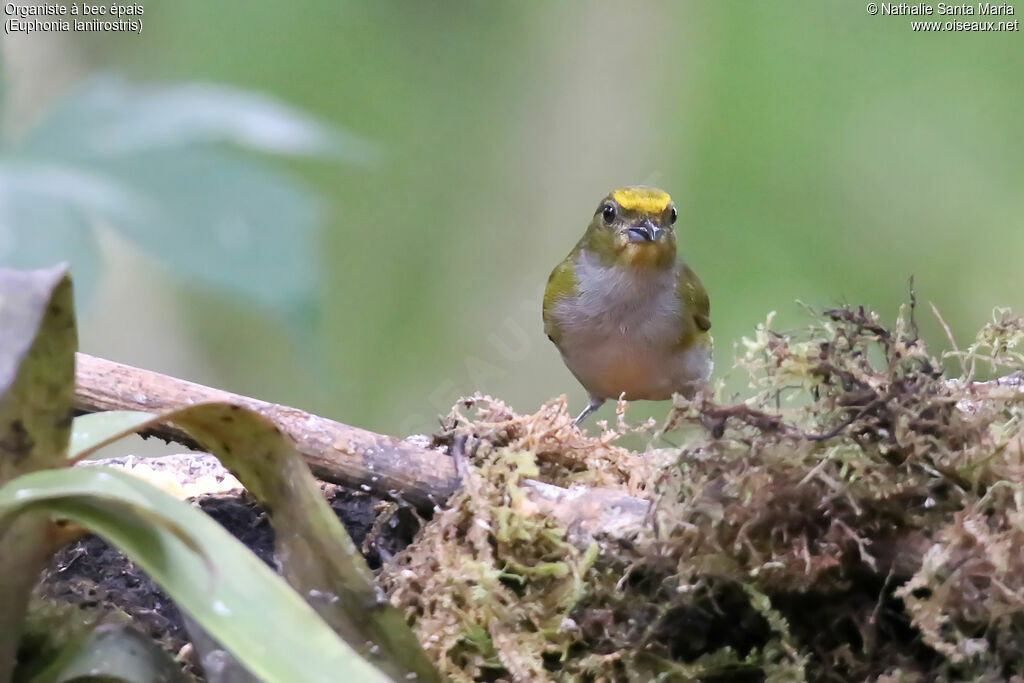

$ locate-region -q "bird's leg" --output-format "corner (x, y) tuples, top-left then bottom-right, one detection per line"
(573, 395), (605, 426)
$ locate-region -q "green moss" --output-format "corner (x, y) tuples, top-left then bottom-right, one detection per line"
(384, 303), (1024, 682)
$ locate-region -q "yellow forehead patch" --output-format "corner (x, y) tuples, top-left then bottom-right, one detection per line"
(611, 187), (671, 214)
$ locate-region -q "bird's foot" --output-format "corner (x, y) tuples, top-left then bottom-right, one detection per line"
(572, 396), (605, 427)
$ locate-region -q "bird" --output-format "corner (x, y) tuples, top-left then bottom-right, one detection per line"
(542, 186), (712, 425)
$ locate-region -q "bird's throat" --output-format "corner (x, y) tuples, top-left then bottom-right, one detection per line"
(618, 242), (676, 270)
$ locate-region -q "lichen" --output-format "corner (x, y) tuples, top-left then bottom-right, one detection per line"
(382, 302), (1024, 682)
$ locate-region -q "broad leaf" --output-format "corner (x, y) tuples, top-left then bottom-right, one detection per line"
(69, 405), (440, 682)
(0, 77), (371, 314)
(0, 186), (103, 298)
(69, 411), (158, 460)
(23, 622), (190, 683)
(0, 266), (77, 681)
(21, 77), (372, 162)
(0, 265), (76, 478)
(84, 147), (321, 313)
(0, 467), (390, 683)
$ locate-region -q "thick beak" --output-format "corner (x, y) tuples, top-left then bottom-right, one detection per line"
(627, 219), (661, 243)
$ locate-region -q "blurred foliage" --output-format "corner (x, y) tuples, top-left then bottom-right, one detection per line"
(0, 76), (367, 318)
(2, 2), (1022, 434)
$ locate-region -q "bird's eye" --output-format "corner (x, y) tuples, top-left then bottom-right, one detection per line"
(669, 207), (678, 225)
(601, 204), (616, 224)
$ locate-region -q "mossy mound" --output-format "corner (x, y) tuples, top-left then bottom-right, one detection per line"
(382, 303), (1024, 682)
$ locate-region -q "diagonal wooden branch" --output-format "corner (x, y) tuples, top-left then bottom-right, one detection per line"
(74, 353), (462, 512)
(74, 353), (652, 541)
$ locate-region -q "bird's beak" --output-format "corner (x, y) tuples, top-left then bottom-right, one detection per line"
(626, 219), (661, 243)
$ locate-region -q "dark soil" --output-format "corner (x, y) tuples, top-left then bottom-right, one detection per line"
(34, 483), (418, 667)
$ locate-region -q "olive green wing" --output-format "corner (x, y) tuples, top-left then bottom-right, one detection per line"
(677, 262), (711, 338)
(542, 255), (578, 344)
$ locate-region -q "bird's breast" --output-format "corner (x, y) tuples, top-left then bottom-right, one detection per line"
(555, 252), (682, 343)
(550, 252), (710, 400)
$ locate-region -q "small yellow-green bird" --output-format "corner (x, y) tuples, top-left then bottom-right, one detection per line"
(543, 186), (712, 425)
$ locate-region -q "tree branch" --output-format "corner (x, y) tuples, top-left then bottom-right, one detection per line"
(74, 353), (461, 512)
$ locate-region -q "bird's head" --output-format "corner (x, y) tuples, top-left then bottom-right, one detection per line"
(579, 186), (677, 269)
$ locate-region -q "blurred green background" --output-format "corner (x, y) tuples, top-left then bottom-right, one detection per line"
(2, 1), (1022, 435)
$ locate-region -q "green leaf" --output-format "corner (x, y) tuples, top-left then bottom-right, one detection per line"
(64, 405), (440, 682)
(12, 597), (103, 683)
(0, 265), (77, 478)
(166, 403), (440, 683)
(0, 191), (102, 305)
(20, 77), (373, 163)
(0, 265), (77, 681)
(0, 151), (319, 315)
(1, 77), (372, 314)
(85, 147), (321, 314)
(23, 622), (190, 683)
(0, 467), (390, 683)
(69, 411), (159, 461)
